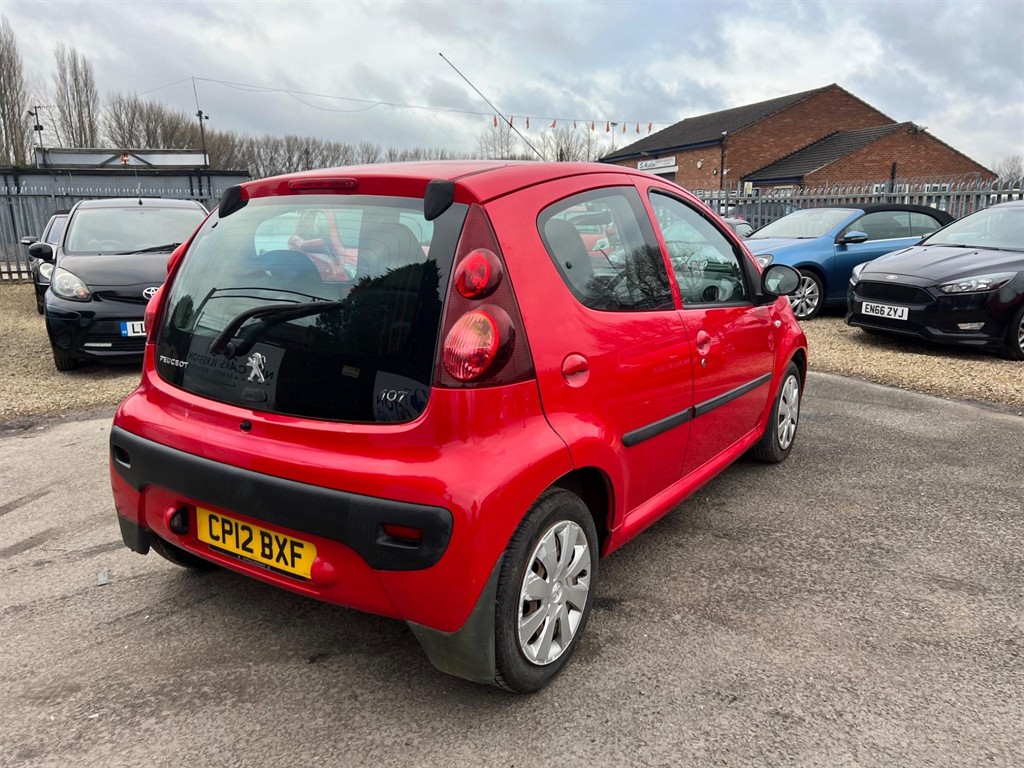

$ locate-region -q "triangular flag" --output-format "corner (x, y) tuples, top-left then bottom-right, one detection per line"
(510, 116), (514, 126)
(622, 122), (627, 133)
(605, 122), (610, 132)
(526, 116), (530, 128)
(493, 115), (498, 127)
(636, 123), (640, 134)
(550, 119), (557, 129)
(647, 122), (652, 134)
(591, 121), (595, 131)
(573, 120), (577, 129)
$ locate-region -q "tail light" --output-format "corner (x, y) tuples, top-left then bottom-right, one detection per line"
(436, 205), (533, 387)
(145, 285), (166, 342)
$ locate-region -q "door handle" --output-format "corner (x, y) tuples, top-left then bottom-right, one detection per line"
(695, 330), (712, 357)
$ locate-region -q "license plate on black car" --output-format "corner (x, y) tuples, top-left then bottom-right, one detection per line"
(861, 302), (908, 320)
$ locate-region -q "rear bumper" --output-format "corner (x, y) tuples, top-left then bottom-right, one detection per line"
(110, 426), (453, 571)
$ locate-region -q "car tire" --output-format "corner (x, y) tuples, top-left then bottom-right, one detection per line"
(151, 535), (217, 571)
(1003, 305), (1024, 361)
(494, 488), (598, 693)
(51, 348), (79, 372)
(789, 270), (824, 320)
(749, 361), (802, 464)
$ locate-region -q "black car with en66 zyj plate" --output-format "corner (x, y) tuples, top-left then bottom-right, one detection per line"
(846, 200), (1024, 360)
(31, 197), (209, 371)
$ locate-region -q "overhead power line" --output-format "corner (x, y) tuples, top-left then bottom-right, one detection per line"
(137, 73), (674, 131)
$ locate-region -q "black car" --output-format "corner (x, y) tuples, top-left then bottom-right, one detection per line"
(20, 211), (69, 314)
(846, 200), (1024, 359)
(31, 198), (208, 371)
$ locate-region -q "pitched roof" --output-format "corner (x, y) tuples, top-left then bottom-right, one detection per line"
(744, 123), (908, 181)
(602, 85), (836, 161)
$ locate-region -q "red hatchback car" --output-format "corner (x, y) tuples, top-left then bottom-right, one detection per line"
(110, 161), (807, 692)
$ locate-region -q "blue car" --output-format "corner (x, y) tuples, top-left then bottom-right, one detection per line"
(746, 204), (953, 319)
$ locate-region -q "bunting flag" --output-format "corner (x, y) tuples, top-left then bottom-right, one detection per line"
(622, 122), (627, 133)
(605, 122), (610, 132)
(551, 119), (557, 129)
(636, 123), (640, 134)
(493, 115), (498, 127)
(573, 120), (577, 129)
(647, 122), (653, 134)
(591, 121), (595, 131)
(510, 116), (514, 126)
(526, 116), (530, 128)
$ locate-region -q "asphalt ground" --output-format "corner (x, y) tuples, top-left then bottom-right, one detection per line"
(1, 373), (1022, 768)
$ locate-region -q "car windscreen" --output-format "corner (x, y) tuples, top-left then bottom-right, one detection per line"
(45, 216), (67, 245)
(155, 194), (466, 424)
(748, 208), (855, 239)
(65, 206), (206, 254)
(923, 206), (1024, 251)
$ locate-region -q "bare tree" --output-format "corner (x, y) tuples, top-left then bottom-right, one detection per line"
(0, 16), (32, 165)
(993, 155), (1023, 180)
(476, 120), (519, 159)
(53, 44), (99, 147)
(104, 91), (145, 147)
(540, 127), (587, 162)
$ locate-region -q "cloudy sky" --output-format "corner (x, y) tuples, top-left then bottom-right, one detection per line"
(4, 0), (1023, 168)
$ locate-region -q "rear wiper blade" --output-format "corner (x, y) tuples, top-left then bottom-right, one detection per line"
(208, 300), (346, 359)
(114, 242), (181, 255)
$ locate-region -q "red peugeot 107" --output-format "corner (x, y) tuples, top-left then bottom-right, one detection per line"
(109, 161), (807, 692)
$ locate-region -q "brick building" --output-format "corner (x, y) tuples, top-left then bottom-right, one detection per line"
(601, 84), (994, 191)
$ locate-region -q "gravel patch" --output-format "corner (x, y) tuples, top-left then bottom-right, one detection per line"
(1, 282), (1021, 429)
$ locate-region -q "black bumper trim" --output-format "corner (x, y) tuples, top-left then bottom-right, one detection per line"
(118, 515), (152, 554)
(109, 426), (452, 571)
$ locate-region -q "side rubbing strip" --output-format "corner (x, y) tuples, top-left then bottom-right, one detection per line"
(623, 408), (694, 447)
(622, 372), (773, 448)
(693, 373), (773, 418)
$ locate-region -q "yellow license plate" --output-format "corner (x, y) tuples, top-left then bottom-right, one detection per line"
(196, 508), (317, 579)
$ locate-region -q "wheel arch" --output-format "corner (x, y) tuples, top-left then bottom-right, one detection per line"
(552, 467), (613, 555)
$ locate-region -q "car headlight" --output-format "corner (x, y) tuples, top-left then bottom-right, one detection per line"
(51, 266), (91, 301)
(938, 273), (1014, 294)
(755, 254), (774, 269)
(850, 262), (868, 286)
(38, 262), (54, 281)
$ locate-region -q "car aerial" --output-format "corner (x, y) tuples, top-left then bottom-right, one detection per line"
(30, 197), (209, 371)
(745, 204), (953, 319)
(847, 200), (1024, 359)
(20, 210), (69, 314)
(109, 161), (807, 692)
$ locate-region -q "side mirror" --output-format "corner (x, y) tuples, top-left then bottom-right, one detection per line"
(28, 242), (54, 261)
(21, 235), (39, 247)
(167, 243), (186, 274)
(838, 230), (869, 245)
(761, 264), (800, 296)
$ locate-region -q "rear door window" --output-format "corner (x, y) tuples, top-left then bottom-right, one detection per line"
(156, 195), (467, 423)
(538, 187), (673, 311)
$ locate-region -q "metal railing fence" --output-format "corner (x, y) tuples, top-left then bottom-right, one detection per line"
(0, 177), (242, 281)
(694, 177), (1023, 230)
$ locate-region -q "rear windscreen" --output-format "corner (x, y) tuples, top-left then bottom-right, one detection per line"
(155, 194), (466, 423)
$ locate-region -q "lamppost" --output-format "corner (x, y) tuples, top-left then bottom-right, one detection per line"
(26, 106), (45, 162)
(195, 109), (210, 167)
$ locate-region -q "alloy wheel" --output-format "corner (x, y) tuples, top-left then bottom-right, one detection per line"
(777, 373), (800, 449)
(789, 275), (820, 319)
(516, 520), (592, 666)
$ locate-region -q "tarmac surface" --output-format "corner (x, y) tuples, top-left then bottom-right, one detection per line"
(1, 372), (1021, 768)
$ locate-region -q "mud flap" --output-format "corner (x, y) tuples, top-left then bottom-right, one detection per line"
(406, 558), (501, 686)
